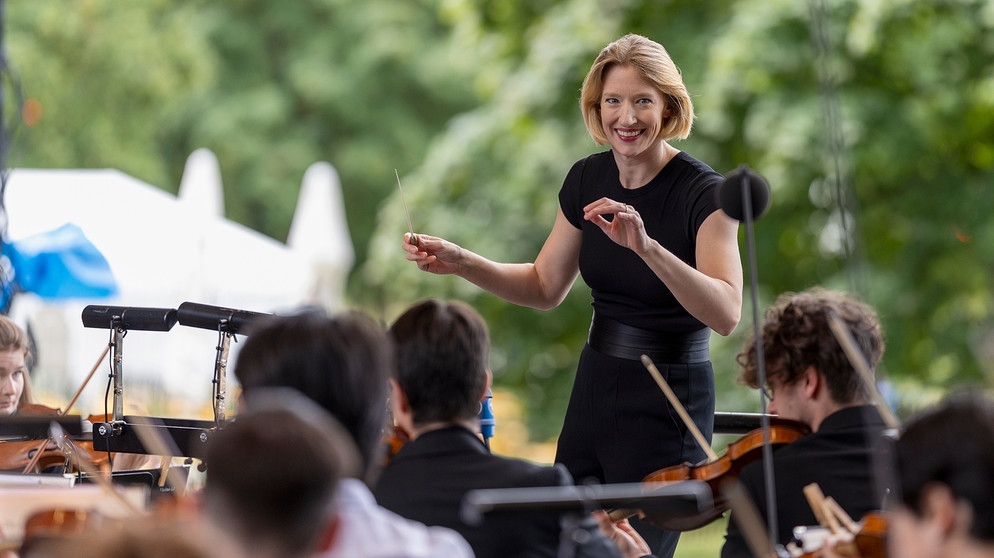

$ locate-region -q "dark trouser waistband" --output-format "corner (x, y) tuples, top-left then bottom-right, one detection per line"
(586, 313), (710, 363)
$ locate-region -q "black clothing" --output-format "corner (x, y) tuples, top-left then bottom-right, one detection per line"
(373, 426), (621, 558)
(556, 150), (724, 557)
(558, 150), (723, 332)
(720, 405), (890, 558)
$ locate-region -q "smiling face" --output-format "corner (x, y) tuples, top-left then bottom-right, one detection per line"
(599, 64), (671, 160)
(0, 349), (26, 416)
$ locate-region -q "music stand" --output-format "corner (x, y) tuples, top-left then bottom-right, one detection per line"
(176, 301), (270, 425)
(461, 479), (712, 526)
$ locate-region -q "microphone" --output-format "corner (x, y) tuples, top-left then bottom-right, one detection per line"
(718, 164), (771, 222)
(81, 305), (178, 332)
(176, 301), (270, 334)
(719, 163), (781, 544)
(479, 387), (495, 444)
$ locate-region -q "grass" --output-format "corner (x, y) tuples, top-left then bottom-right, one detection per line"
(673, 517), (728, 558)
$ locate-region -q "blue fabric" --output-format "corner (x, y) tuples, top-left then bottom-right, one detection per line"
(1, 223), (117, 309)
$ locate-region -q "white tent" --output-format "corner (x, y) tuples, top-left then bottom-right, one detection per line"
(3, 152), (353, 418)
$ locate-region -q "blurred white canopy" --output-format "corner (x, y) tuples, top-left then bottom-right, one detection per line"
(2, 149), (354, 416)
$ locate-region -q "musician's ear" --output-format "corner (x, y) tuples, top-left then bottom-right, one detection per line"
(801, 365), (820, 399)
(389, 378), (409, 415)
(919, 483), (959, 538)
(480, 369), (493, 401)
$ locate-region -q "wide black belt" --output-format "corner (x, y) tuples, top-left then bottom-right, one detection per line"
(587, 313), (710, 363)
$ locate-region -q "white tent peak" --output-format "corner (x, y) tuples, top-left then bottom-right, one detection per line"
(178, 148), (225, 219)
(288, 162), (353, 264)
(4, 157), (356, 413)
(287, 161), (355, 310)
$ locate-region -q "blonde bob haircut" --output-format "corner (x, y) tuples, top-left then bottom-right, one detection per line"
(580, 34), (695, 145)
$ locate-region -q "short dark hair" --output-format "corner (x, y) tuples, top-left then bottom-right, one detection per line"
(233, 309), (392, 477)
(204, 390), (359, 557)
(737, 287), (884, 404)
(895, 390), (994, 542)
(388, 299), (488, 424)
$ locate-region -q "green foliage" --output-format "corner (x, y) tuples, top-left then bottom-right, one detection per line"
(694, 0), (994, 409)
(6, 0), (994, 441)
(6, 0), (215, 185)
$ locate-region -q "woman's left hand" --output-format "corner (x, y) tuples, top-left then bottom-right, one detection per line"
(582, 197), (651, 255)
(592, 510), (653, 558)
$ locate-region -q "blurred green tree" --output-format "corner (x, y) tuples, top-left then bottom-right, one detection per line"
(364, 0), (994, 437)
(5, 0), (992, 442)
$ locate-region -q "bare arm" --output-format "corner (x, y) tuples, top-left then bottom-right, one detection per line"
(402, 208), (581, 311)
(583, 199), (743, 335)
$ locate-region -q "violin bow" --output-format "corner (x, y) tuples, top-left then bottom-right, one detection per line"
(799, 483), (862, 556)
(722, 478), (781, 558)
(48, 421), (144, 516)
(641, 354), (719, 461)
(129, 418), (187, 496)
(605, 356), (719, 523)
(826, 312), (901, 430)
(22, 345), (111, 473)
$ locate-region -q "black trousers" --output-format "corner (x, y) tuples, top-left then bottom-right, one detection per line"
(555, 343), (715, 558)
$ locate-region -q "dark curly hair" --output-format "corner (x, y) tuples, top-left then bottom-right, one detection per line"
(736, 287), (884, 404)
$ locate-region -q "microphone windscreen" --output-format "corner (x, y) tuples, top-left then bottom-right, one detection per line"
(718, 165), (771, 221)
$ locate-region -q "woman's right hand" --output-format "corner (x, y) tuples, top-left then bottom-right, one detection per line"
(403, 232), (462, 275)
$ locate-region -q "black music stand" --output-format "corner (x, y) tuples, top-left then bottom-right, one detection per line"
(462, 480), (712, 557)
(461, 480), (712, 525)
(0, 414), (82, 440)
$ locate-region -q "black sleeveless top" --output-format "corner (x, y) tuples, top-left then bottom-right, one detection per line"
(558, 150), (723, 333)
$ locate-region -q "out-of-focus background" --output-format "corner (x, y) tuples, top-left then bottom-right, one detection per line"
(2, 2), (993, 553)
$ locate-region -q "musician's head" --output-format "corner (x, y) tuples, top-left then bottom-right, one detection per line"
(387, 299), (489, 433)
(889, 390), (994, 558)
(233, 308), (392, 480)
(737, 287), (884, 428)
(20, 515), (229, 558)
(0, 314), (33, 416)
(204, 389), (360, 558)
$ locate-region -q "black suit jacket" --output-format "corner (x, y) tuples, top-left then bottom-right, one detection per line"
(373, 425), (621, 558)
(721, 405), (890, 558)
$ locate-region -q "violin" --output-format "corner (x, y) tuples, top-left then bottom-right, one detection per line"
(852, 511), (887, 558)
(607, 355), (813, 530)
(16, 508), (108, 557)
(614, 419), (811, 531)
(793, 511), (888, 558)
(1, 346), (118, 474)
(381, 423), (411, 468)
(0, 404), (70, 472)
(0, 405), (112, 473)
